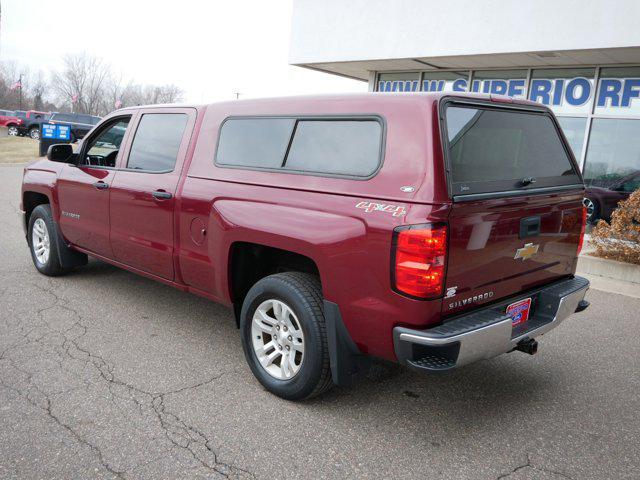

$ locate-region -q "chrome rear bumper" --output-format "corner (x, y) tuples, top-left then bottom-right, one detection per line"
(393, 276), (590, 372)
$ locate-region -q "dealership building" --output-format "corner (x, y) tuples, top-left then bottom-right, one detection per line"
(290, 0), (640, 192)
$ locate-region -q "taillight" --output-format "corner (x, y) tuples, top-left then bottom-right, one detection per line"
(577, 204), (587, 255)
(393, 223), (448, 299)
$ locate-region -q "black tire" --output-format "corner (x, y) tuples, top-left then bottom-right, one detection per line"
(28, 205), (69, 276)
(29, 127), (40, 140)
(240, 272), (333, 400)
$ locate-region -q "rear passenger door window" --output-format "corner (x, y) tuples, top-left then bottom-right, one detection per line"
(215, 116), (383, 178)
(127, 113), (188, 172)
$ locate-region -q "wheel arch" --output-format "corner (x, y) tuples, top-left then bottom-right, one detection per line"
(22, 190), (51, 232)
(228, 241), (321, 326)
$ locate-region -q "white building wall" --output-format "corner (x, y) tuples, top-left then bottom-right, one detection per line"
(290, 0), (640, 64)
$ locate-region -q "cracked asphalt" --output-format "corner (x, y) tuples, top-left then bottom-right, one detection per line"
(1, 163), (639, 479)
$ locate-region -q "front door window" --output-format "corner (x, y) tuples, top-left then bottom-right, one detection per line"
(82, 118), (130, 167)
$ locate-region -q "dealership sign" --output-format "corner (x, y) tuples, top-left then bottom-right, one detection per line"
(41, 123), (72, 141)
(378, 77), (640, 116)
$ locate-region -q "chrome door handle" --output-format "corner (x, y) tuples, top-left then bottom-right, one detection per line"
(93, 181), (109, 190)
(152, 190), (172, 200)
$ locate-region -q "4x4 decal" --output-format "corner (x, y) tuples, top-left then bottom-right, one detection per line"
(355, 201), (406, 217)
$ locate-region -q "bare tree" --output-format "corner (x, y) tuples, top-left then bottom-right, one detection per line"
(51, 53), (112, 115)
(121, 83), (184, 107)
(29, 70), (47, 111)
(2, 54), (185, 116)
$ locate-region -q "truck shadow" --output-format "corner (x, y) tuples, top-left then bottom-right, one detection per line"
(70, 258), (564, 434)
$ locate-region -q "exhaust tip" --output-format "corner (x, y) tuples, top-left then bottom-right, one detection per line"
(516, 338), (538, 355)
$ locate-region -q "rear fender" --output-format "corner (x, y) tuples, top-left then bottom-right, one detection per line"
(211, 199), (369, 385)
(211, 199), (366, 302)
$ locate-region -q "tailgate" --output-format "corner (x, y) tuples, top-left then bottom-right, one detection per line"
(443, 190), (584, 315)
(440, 98), (585, 316)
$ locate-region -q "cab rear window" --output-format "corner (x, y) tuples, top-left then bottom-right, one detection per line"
(444, 104), (580, 196)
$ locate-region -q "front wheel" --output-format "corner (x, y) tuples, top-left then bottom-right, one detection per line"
(240, 272), (333, 400)
(7, 125), (19, 136)
(29, 128), (40, 140)
(28, 205), (69, 276)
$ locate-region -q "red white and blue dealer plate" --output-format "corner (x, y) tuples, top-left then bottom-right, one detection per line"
(506, 298), (532, 326)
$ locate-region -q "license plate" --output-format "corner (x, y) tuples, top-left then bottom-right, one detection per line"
(506, 297), (532, 326)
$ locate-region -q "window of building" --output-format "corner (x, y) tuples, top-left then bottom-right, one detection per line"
(530, 68), (595, 116)
(556, 117), (587, 160)
(377, 72), (420, 92)
(583, 118), (640, 190)
(127, 113), (188, 172)
(216, 118), (295, 169)
(594, 67), (640, 117)
(285, 120), (382, 177)
(471, 70), (528, 99)
(421, 71), (469, 93)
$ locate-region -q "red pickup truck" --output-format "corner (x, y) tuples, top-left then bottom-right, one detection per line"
(0, 109), (23, 136)
(21, 93), (590, 400)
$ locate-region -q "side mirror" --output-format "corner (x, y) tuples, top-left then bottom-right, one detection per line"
(46, 144), (74, 163)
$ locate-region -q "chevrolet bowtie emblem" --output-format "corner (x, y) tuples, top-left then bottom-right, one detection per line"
(514, 242), (539, 261)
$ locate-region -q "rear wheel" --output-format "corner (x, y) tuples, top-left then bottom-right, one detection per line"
(28, 205), (69, 276)
(240, 272), (332, 400)
(29, 127), (40, 140)
(7, 125), (18, 136)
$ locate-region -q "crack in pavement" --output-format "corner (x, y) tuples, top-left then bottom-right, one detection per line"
(0, 279), (256, 479)
(497, 455), (574, 479)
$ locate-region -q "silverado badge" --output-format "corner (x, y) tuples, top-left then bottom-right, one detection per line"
(514, 243), (539, 261)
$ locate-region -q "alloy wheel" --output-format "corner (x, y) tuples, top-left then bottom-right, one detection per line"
(7, 126), (18, 136)
(251, 299), (305, 380)
(32, 218), (50, 265)
(583, 197), (595, 221)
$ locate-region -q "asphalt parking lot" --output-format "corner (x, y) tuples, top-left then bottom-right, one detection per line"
(0, 163), (639, 479)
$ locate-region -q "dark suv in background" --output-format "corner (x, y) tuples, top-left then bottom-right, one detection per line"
(48, 113), (101, 142)
(15, 110), (50, 139)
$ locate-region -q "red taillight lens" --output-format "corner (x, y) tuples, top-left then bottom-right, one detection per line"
(393, 224), (447, 299)
(577, 204), (587, 255)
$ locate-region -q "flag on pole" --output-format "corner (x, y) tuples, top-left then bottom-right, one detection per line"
(115, 100), (123, 109)
(72, 94), (78, 102)
(10, 80), (22, 90)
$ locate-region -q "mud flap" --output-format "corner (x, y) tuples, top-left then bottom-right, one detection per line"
(323, 300), (370, 386)
(53, 220), (88, 268)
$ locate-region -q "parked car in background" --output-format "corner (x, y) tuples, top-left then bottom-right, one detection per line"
(0, 109), (24, 136)
(48, 112), (101, 142)
(14, 110), (50, 139)
(584, 171), (640, 223)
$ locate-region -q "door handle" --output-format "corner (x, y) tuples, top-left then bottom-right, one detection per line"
(519, 216), (541, 239)
(152, 190), (172, 200)
(93, 181), (109, 190)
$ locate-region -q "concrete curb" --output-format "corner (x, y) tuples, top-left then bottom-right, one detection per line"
(577, 254), (640, 284)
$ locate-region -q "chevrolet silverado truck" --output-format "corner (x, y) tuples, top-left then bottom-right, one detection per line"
(20, 93), (590, 400)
